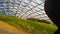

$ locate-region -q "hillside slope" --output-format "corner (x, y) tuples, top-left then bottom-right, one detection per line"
(0, 14), (58, 34)
(0, 21), (28, 34)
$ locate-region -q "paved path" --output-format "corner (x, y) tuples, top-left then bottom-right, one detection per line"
(0, 21), (27, 34)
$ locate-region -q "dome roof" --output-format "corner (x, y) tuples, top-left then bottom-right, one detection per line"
(0, 0), (53, 23)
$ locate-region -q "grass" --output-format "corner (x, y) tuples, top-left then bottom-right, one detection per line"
(0, 14), (58, 34)
(0, 21), (27, 34)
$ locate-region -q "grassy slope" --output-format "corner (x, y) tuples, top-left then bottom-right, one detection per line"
(0, 14), (58, 34)
(0, 21), (27, 34)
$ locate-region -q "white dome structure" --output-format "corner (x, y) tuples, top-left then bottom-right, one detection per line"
(0, 0), (53, 23)
(0, 0), (21, 16)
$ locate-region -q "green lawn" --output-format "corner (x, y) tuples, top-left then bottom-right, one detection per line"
(0, 14), (58, 34)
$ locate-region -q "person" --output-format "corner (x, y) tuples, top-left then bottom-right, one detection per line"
(44, 0), (60, 34)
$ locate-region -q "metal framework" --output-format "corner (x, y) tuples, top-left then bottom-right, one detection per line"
(0, 0), (53, 23)
(0, 0), (21, 16)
